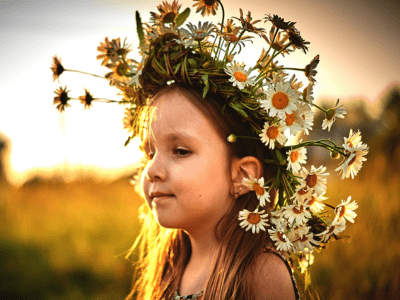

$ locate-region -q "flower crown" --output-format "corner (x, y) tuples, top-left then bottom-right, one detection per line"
(51, 0), (369, 281)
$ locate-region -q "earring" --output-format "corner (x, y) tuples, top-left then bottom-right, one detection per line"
(235, 187), (242, 198)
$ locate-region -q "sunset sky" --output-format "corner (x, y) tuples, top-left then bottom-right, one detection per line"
(0, 0), (399, 186)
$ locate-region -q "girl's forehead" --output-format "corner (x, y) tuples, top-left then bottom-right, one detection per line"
(141, 91), (224, 147)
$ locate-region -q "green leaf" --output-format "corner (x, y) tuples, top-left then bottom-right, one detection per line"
(174, 62), (182, 74)
(188, 58), (198, 69)
(176, 8), (190, 27)
(135, 11), (145, 48)
(229, 102), (248, 118)
(202, 73), (209, 98)
(241, 88), (252, 94)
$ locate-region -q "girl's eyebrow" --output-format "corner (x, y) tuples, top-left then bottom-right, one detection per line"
(140, 132), (199, 150)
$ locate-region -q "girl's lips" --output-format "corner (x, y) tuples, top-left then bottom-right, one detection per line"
(152, 195), (174, 203)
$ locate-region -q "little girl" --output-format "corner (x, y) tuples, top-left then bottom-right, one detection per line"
(50, 0), (367, 299)
(124, 83), (300, 300)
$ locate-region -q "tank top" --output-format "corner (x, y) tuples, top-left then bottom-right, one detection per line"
(172, 248), (301, 299)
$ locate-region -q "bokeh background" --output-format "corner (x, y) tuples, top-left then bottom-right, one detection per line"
(1, 0), (399, 299)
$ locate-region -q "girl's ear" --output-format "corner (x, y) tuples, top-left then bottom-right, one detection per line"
(231, 156), (263, 198)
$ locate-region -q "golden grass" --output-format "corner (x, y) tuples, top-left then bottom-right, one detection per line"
(0, 153), (399, 299)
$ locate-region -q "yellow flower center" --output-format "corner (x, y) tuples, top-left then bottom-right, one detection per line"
(306, 174), (318, 188)
(290, 151), (299, 163)
(204, 0), (217, 5)
(348, 155), (357, 166)
(247, 212), (261, 224)
(308, 196), (316, 205)
(293, 205), (304, 214)
(299, 235), (308, 242)
(277, 232), (286, 242)
(272, 91), (289, 109)
(266, 126), (279, 139)
(298, 188), (308, 195)
(253, 183), (265, 196)
(328, 226), (335, 234)
(285, 113), (295, 126)
(234, 71), (247, 82)
(163, 12), (177, 23)
(337, 206), (345, 218)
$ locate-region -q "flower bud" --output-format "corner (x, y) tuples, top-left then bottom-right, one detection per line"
(227, 134), (237, 143)
(325, 108), (336, 121)
(202, 62), (210, 68)
(226, 54), (234, 63)
(330, 151), (340, 159)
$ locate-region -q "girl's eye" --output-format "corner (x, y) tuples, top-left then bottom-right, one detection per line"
(174, 148), (190, 157)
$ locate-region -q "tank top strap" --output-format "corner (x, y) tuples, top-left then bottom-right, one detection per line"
(262, 247), (301, 300)
(172, 289), (204, 300)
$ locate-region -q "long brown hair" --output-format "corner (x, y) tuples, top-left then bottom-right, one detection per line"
(125, 83), (280, 300)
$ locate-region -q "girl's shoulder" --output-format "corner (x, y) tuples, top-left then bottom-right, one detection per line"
(253, 247), (301, 300)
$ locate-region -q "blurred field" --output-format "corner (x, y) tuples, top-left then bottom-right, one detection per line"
(1, 153), (399, 299)
(1, 151), (400, 299)
(0, 177), (143, 299)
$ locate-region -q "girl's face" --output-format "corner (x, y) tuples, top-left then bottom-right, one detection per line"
(140, 89), (235, 232)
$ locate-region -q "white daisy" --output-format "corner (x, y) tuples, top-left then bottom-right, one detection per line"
(343, 129), (363, 149)
(302, 82), (314, 104)
(282, 203), (311, 227)
(241, 175), (270, 207)
(259, 121), (287, 149)
(289, 74), (303, 94)
(238, 208), (269, 234)
(287, 146), (307, 173)
(261, 80), (299, 119)
(334, 196), (358, 223)
(179, 21), (215, 48)
(268, 227), (293, 251)
(128, 61), (144, 87)
(270, 208), (286, 228)
(322, 102), (347, 132)
(290, 185), (312, 205)
(305, 191), (327, 214)
(224, 61), (256, 90)
(297, 103), (314, 135)
(335, 143), (369, 179)
(283, 110), (303, 136)
(315, 217), (346, 242)
(300, 165), (329, 196)
(291, 226), (319, 253)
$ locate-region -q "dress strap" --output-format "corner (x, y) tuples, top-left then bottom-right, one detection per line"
(262, 247), (301, 300)
(172, 289), (204, 300)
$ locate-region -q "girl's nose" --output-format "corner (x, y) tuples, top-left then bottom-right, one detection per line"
(145, 155), (167, 182)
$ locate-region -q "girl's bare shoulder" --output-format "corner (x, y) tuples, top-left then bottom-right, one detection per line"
(252, 250), (297, 300)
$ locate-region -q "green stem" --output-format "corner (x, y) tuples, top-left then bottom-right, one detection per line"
(65, 69), (105, 79)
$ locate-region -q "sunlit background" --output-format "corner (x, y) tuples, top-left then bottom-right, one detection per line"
(1, 0), (400, 299)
